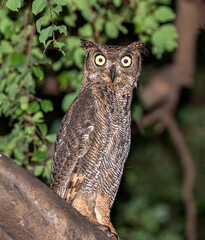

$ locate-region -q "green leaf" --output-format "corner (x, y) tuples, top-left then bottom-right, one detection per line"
(54, 25), (67, 36)
(25, 125), (35, 135)
(32, 150), (47, 161)
(33, 66), (44, 81)
(46, 133), (56, 143)
(105, 21), (119, 38)
(54, 41), (67, 55)
(28, 102), (40, 113)
(118, 24), (128, 35)
(6, 83), (18, 101)
(15, 109), (23, 117)
(32, 111), (44, 123)
(36, 15), (48, 33)
(34, 165), (45, 176)
(64, 14), (77, 27)
(152, 24), (178, 58)
(113, 0), (121, 7)
(54, 0), (71, 6)
(73, 48), (85, 68)
(39, 26), (53, 46)
(52, 61), (63, 72)
(78, 23), (93, 37)
(144, 15), (158, 35)
(57, 71), (69, 90)
(96, 18), (105, 32)
(44, 40), (53, 51)
(10, 53), (26, 66)
(38, 123), (48, 135)
(81, 9), (92, 22)
(20, 102), (28, 111)
(53, 5), (63, 14)
(19, 96), (28, 111)
(62, 92), (78, 112)
(67, 36), (80, 50)
(154, 6), (176, 23)
(132, 104), (143, 121)
(43, 164), (51, 179)
(0, 93), (7, 102)
(32, 0), (47, 15)
(14, 149), (24, 160)
(0, 40), (13, 54)
(6, 0), (21, 11)
(75, 0), (88, 11)
(41, 99), (53, 113)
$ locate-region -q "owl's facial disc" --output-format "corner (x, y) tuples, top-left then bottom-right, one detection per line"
(110, 65), (116, 83)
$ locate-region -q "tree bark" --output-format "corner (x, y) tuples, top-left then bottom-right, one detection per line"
(0, 153), (110, 240)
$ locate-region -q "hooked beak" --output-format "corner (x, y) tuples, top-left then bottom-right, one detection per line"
(110, 65), (116, 83)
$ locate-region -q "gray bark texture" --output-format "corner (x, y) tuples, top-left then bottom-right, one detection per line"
(0, 153), (110, 240)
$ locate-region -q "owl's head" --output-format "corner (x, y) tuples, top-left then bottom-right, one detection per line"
(81, 39), (147, 89)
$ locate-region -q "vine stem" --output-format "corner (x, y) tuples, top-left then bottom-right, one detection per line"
(47, 0), (55, 45)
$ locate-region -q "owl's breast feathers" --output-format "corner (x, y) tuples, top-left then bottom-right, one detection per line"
(51, 84), (132, 207)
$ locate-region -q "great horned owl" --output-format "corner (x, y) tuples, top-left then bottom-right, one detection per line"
(51, 40), (145, 239)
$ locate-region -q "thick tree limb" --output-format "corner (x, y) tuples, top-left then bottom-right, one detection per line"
(0, 153), (110, 240)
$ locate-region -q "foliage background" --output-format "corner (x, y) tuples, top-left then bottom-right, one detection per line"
(0, 0), (204, 239)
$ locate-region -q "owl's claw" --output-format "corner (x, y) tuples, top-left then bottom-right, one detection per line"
(97, 225), (120, 239)
(97, 224), (111, 233)
(110, 232), (119, 240)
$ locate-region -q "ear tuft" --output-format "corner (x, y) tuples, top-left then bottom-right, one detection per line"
(80, 39), (96, 50)
(129, 41), (149, 56)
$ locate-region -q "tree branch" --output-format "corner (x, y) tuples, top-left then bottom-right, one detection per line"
(0, 153), (110, 240)
(164, 115), (197, 240)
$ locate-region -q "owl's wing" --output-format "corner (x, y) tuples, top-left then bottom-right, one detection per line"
(51, 88), (98, 202)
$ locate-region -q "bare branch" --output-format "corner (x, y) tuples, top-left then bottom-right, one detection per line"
(164, 115), (197, 240)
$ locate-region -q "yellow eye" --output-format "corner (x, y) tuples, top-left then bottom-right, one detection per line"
(95, 54), (106, 66)
(121, 55), (132, 67)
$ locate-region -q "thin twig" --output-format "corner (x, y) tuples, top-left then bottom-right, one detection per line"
(0, 0), (4, 10)
(89, 7), (101, 43)
(20, 4), (31, 52)
(27, 23), (36, 61)
(34, 124), (47, 144)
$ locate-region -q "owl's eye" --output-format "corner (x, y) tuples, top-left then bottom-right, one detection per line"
(95, 54), (106, 66)
(121, 55), (132, 67)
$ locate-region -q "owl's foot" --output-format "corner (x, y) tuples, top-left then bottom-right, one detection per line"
(97, 225), (119, 239)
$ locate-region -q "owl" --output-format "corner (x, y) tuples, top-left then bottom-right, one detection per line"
(50, 39), (145, 239)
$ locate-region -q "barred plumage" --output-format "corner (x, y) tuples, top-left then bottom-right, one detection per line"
(50, 40), (145, 239)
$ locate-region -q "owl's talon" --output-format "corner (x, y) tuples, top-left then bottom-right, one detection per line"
(97, 225), (120, 239)
(110, 232), (119, 240)
(97, 224), (111, 233)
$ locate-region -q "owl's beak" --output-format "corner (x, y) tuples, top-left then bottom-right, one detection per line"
(110, 65), (116, 83)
